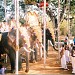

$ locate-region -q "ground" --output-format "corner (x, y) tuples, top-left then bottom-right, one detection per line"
(4, 46), (72, 74)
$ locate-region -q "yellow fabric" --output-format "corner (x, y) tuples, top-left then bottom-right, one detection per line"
(25, 11), (39, 26)
(32, 26), (42, 43)
(20, 27), (30, 48)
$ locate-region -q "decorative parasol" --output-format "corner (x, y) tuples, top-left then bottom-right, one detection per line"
(39, 1), (48, 8)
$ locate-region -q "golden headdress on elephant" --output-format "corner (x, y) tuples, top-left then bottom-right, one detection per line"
(24, 10), (42, 43)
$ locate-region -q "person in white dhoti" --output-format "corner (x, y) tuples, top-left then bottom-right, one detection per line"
(64, 45), (70, 63)
(60, 44), (68, 70)
(71, 46), (75, 74)
(69, 43), (73, 63)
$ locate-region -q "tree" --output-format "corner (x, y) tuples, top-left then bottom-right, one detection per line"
(0, 5), (5, 21)
(24, 0), (36, 4)
(6, 0), (12, 6)
(70, 0), (75, 15)
(71, 18), (75, 36)
(71, 25), (75, 36)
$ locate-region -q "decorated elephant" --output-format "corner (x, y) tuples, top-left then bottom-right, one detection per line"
(0, 27), (33, 73)
(24, 9), (57, 57)
(0, 31), (17, 73)
(0, 21), (42, 73)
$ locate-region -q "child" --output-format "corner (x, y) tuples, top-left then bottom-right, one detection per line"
(0, 64), (6, 74)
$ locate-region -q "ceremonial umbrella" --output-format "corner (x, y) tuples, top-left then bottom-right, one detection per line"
(39, 1), (48, 8)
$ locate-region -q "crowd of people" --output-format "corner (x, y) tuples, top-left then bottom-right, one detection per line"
(60, 35), (75, 74)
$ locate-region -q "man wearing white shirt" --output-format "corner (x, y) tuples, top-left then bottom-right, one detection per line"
(1, 20), (9, 32)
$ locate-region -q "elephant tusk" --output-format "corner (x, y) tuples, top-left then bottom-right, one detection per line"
(30, 49), (35, 52)
(39, 43), (44, 49)
(49, 40), (53, 46)
(21, 47), (31, 53)
(41, 44), (44, 49)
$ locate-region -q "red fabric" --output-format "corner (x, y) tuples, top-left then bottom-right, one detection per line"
(39, 2), (48, 7)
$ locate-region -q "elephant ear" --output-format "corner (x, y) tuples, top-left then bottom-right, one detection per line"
(7, 29), (16, 50)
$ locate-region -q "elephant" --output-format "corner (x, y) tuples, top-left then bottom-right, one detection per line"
(0, 31), (17, 73)
(0, 27), (30, 73)
(41, 28), (57, 57)
(0, 24), (41, 73)
(0, 9), (57, 73)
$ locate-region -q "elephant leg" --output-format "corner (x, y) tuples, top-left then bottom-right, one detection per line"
(30, 51), (34, 63)
(25, 52), (29, 72)
(8, 48), (16, 73)
(46, 40), (48, 57)
(40, 47), (42, 59)
(8, 50), (22, 73)
(18, 53), (22, 71)
(6, 44), (22, 72)
(34, 48), (38, 62)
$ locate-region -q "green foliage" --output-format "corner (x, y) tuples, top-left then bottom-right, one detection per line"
(0, 6), (5, 22)
(50, 0), (58, 6)
(60, 24), (67, 35)
(19, 1), (25, 10)
(60, 20), (68, 36)
(19, 18), (25, 25)
(6, 0), (12, 5)
(71, 18), (75, 36)
(70, 0), (75, 6)
(71, 25), (75, 36)
(70, 0), (75, 15)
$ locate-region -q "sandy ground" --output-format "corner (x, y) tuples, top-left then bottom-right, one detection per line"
(4, 46), (72, 74)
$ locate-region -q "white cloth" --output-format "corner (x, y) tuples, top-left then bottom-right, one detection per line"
(61, 51), (67, 69)
(65, 50), (70, 63)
